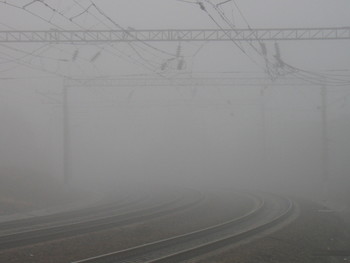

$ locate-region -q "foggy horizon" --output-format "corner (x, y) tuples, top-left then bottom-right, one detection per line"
(0, 0), (349, 204)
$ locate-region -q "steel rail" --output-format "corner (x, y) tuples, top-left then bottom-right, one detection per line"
(0, 190), (204, 250)
(72, 194), (294, 263)
(72, 193), (265, 263)
(0, 193), (147, 233)
(150, 197), (294, 263)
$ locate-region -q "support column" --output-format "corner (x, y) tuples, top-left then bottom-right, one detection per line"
(260, 86), (268, 178)
(62, 82), (71, 185)
(321, 84), (329, 203)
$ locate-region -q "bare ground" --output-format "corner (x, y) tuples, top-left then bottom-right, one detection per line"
(2, 186), (349, 263)
(0, 172), (90, 215)
(193, 198), (350, 263)
(0, 191), (253, 263)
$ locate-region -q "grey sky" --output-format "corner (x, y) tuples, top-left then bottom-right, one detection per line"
(2, 1), (350, 29)
(0, 1), (349, 197)
(0, 1), (349, 76)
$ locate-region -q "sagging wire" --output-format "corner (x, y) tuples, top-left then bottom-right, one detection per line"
(191, 1), (283, 79)
(190, 1), (270, 73)
(280, 60), (350, 86)
(88, 0), (177, 57)
(176, 0), (198, 4)
(196, 1), (247, 56)
(0, 2), (167, 105)
(85, 0), (187, 75)
(0, 43), (70, 64)
(36, 0), (147, 70)
(0, 45), (68, 78)
(23, 0), (42, 10)
(66, 0), (170, 73)
(0, 1), (99, 76)
(0, 0), (60, 29)
(161, 42), (187, 72)
(204, 0), (282, 78)
(0, 41), (88, 76)
(0, 1), (159, 76)
(1, 1), (186, 79)
(69, 4), (94, 21)
(84, 1), (195, 81)
(0, 18), (90, 75)
(227, 0), (350, 84)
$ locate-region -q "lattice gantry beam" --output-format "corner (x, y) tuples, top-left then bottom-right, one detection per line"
(1, 27), (350, 43)
(64, 77), (323, 87)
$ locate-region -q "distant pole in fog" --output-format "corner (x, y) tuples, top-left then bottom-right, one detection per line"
(321, 83), (329, 203)
(260, 86), (268, 178)
(62, 82), (71, 185)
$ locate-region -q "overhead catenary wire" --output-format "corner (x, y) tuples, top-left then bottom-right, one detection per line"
(90, 0), (177, 58)
(0, 46), (68, 78)
(209, 0), (350, 84)
(24, 1), (190, 84)
(0, 0), (163, 77)
(72, 0), (173, 64)
(178, 0), (287, 78)
(0, 18), (96, 65)
(197, 1), (247, 55)
(0, 1), (100, 75)
(40, 0), (162, 70)
(0, 43), (70, 64)
(80, 1), (198, 82)
(204, 0), (281, 78)
(1, 1), (349, 84)
(0, 15), (91, 76)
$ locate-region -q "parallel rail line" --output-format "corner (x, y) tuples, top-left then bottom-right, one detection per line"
(72, 194), (294, 263)
(0, 191), (204, 250)
(0, 193), (145, 232)
(151, 196), (294, 263)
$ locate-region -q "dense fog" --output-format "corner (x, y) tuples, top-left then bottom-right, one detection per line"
(0, 0), (350, 208)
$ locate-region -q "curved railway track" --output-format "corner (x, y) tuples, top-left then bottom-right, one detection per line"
(72, 193), (295, 263)
(0, 192), (147, 233)
(0, 189), (204, 250)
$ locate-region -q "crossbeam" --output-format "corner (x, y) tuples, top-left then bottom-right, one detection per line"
(64, 77), (323, 87)
(1, 27), (350, 43)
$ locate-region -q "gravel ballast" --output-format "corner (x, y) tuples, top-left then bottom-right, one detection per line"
(193, 199), (350, 263)
(0, 191), (253, 263)
(2, 193), (349, 263)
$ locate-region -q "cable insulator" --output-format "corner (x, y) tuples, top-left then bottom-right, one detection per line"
(176, 44), (182, 58)
(198, 2), (206, 11)
(72, 50), (79, 61)
(90, 51), (101, 62)
(260, 42), (267, 56)
(177, 58), (185, 70)
(274, 42), (281, 59)
(161, 62), (167, 71)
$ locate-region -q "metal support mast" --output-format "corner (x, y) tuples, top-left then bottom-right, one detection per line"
(321, 83), (329, 203)
(62, 83), (71, 185)
(260, 86), (268, 179)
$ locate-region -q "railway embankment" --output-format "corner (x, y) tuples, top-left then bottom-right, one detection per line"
(0, 191), (252, 263)
(195, 199), (350, 263)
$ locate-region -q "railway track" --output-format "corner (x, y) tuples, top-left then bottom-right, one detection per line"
(0, 192), (147, 234)
(72, 193), (294, 263)
(0, 189), (204, 250)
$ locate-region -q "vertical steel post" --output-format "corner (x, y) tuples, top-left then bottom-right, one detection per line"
(321, 84), (329, 203)
(260, 86), (268, 178)
(62, 81), (71, 185)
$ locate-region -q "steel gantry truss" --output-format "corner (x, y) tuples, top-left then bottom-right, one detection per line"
(1, 27), (350, 43)
(64, 77), (323, 88)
